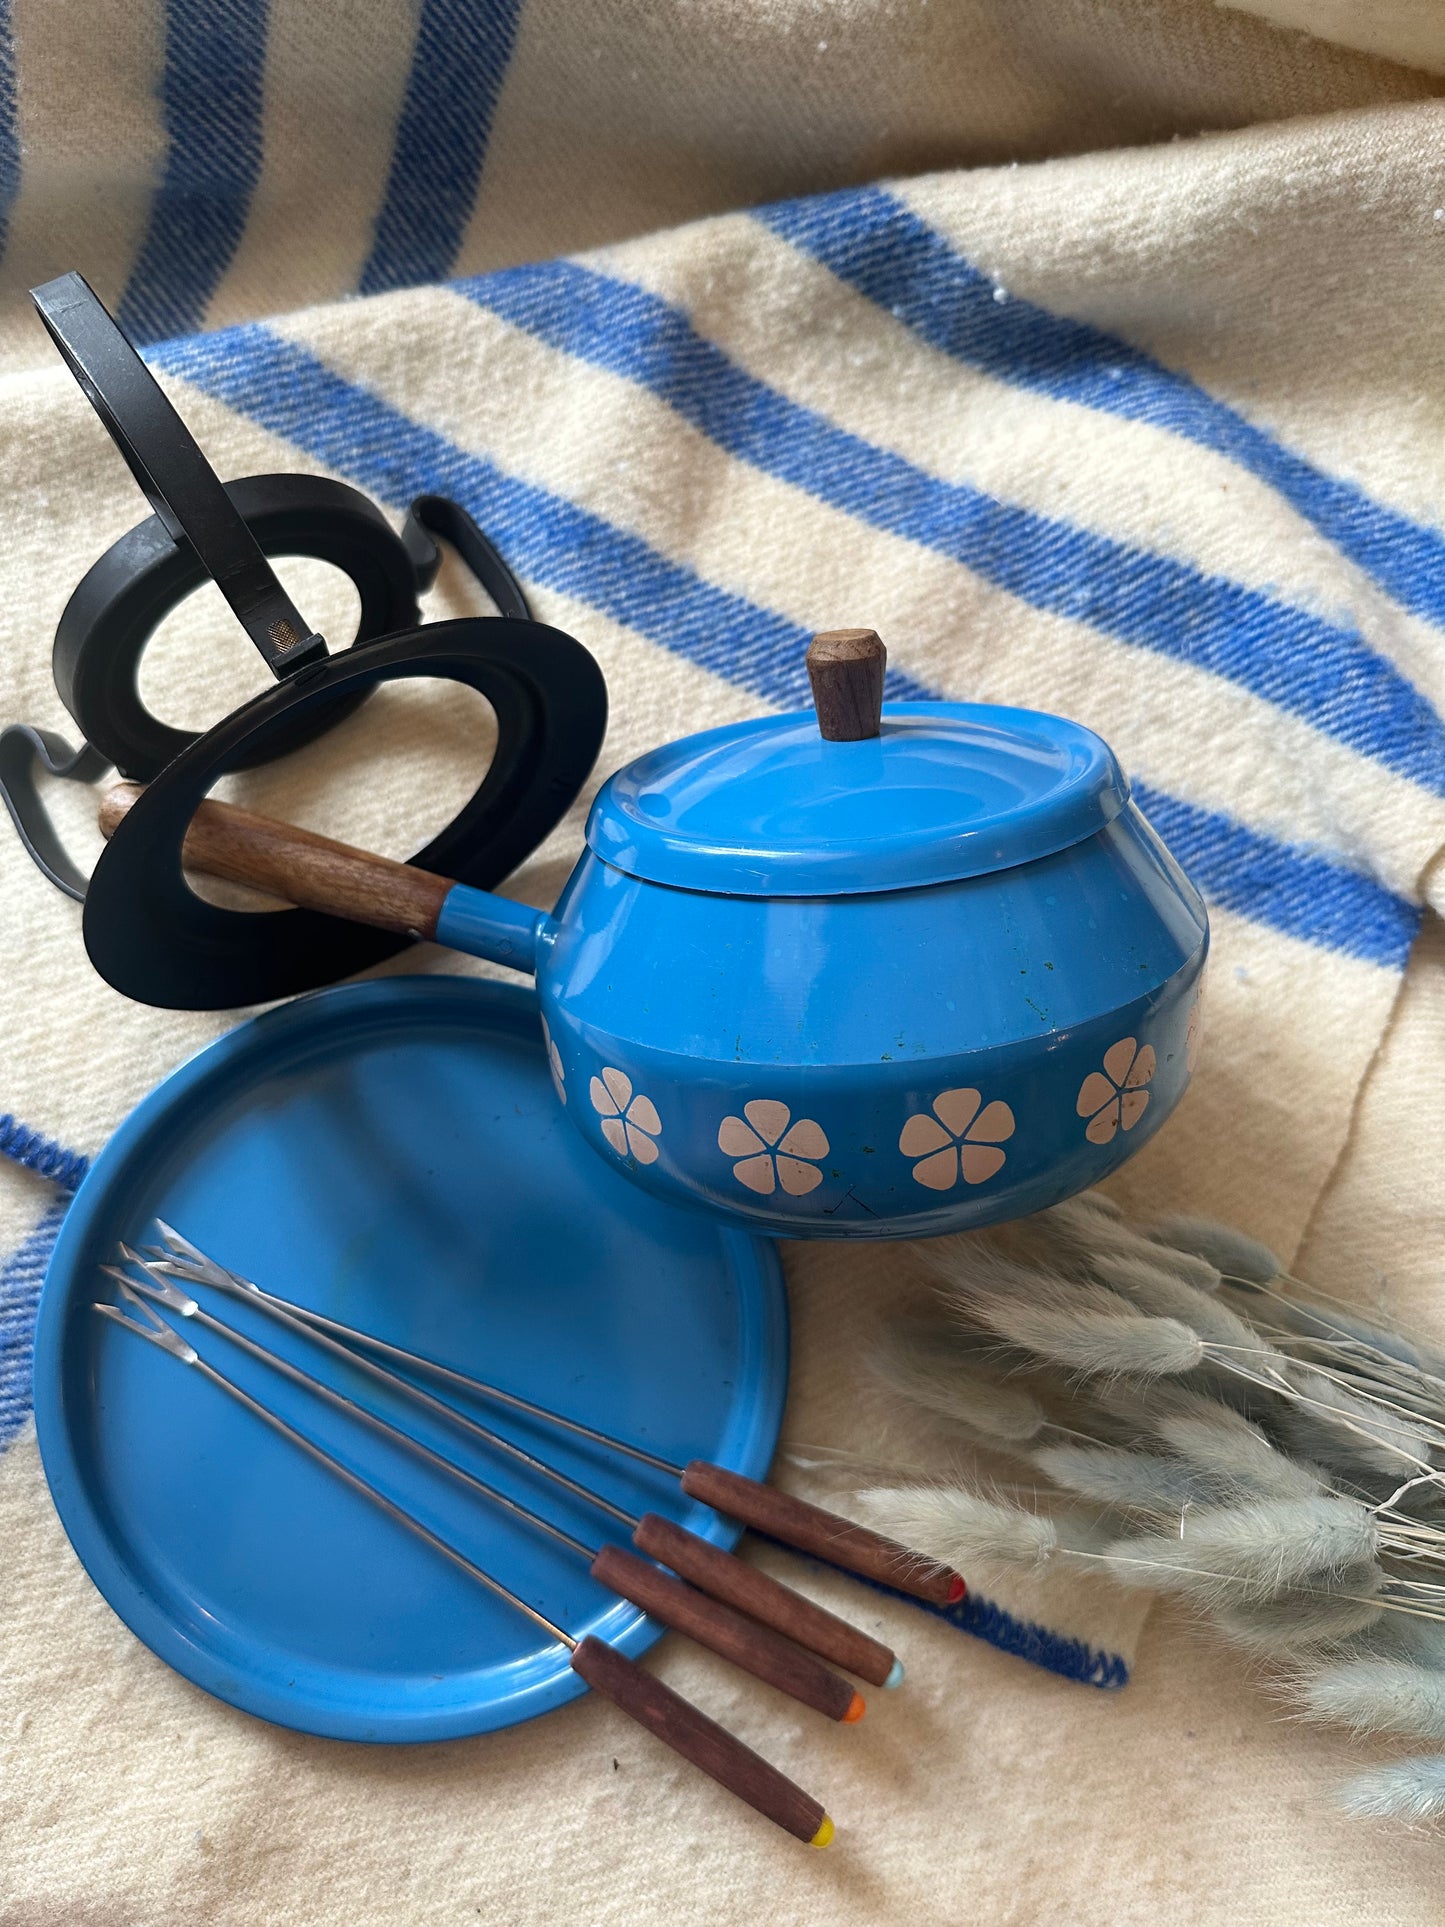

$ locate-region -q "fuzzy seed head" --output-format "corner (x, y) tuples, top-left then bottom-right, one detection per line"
(1093, 1254), (1270, 1354)
(1033, 1444), (1230, 1512)
(1340, 1756), (1445, 1821)
(1281, 1368), (1434, 1478)
(1153, 1408), (1323, 1503)
(1104, 1496), (1377, 1606)
(1148, 1215), (1281, 1287)
(1298, 1660), (1445, 1741)
(920, 1243), (1207, 1380)
(854, 1485), (1061, 1578)
(1215, 1576), (1385, 1654)
(996, 1301), (1207, 1380)
(872, 1327), (1047, 1442)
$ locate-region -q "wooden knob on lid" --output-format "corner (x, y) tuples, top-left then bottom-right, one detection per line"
(806, 629), (886, 741)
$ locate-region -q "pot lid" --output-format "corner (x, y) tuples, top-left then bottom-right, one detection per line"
(587, 699), (1130, 897)
(34, 976), (787, 1740)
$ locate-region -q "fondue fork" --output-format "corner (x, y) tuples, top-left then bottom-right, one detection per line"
(109, 1257), (865, 1726)
(151, 1223), (959, 1653)
(133, 1229), (908, 1684)
(95, 1285), (834, 1847)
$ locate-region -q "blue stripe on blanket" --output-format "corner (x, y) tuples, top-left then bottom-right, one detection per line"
(792, 1538), (1129, 1687)
(358, 0), (524, 295)
(1131, 783), (1419, 967)
(761, 185), (1445, 633)
(0, 1198), (69, 1449)
(145, 323), (1420, 969)
(0, 1126), (85, 1450)
(0, 1116), (90, 1193)
(118, 0), (269, 342)
(458, 257), (1445, 798)
(147, 325), (893, 709)
(949, 1589), (1130, 1689)
(0, 2), (20, 264)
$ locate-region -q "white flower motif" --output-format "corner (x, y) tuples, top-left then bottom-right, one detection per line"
(589, 1067), (661, 1163)
(540, 1016), (566, 1104)
(1076, 1037), (1155, 1145)
(899, 1088), (1015, 1191)
(718, 1100), (829, 1196)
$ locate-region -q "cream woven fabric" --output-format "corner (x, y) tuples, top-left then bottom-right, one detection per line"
(4, 5), (1445, 1920)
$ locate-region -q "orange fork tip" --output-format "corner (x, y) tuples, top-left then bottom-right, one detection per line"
(809, 1815), (836, 1849)
(842, 1691), (866, 1724)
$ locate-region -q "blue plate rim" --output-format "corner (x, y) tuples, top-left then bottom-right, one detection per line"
(31, 974), (789, 1743)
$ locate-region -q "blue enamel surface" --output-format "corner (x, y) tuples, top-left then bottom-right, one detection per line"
(32, 978), (787, 1741)
(313, 700), (1207, 1238)
(434, 887), (545, 974)
(588, 702), (1128, 896)
(539, 802), (1208, 1237)
(555, 806), (1202, 1062)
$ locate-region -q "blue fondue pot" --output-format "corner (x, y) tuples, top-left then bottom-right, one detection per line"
(429, 632), (1210, 1238)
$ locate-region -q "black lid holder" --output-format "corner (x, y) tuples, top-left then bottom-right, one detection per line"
(1, 273), (608, 1009)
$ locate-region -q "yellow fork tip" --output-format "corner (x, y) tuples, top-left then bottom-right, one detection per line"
(842, 1691), (866, 1724)
(809, 1815), (835, 1849)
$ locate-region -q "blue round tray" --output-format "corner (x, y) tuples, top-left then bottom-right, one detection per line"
(33, 976), (787, 1742)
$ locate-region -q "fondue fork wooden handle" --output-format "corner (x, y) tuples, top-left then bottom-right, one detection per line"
(680, 1461), (965, 1609)
(98, 780), (543, 969)
(633, 1514), (903, 1689)
(570, 1636), (834, 1847)
(591, 1545), (864, 1723)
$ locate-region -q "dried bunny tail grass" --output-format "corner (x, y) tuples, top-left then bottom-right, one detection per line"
(1278, 1368), (1436, 1480)
(1295, 1660), (1445, 1741)
(1032, 1443), (1245, 1512)
(852, 1483), (1111, 1583)
(1072, 1189), (1125, 1220)
(1146, 1215), (1282, 1288)
(1090, 1253), (1271, 1355)
(1019, 1194), (1222, 1294)
(1217, 1281), (1445, 1391)
(1278, 1296), (1445, 1388)
(1102, 1497), (1379, 1607)
(1216, 1576), (1386, 1655)
(1339, 1756), (1445, 1821)
(871, 1324), (1048, 1443)
(853, 1485), (1063, 1578)
(1153, 1408), (1324, 1504)
(1024, 1378), (1326, 1502)
(919, 1243), (1207, 1381)
(910, 1236), (1054, 1303)
(1008, 1195), (1156, 1270)
(1033, 1415), (1322, 1511)
(1365, 1613), (1445, 1672)
(993, 1302), (1206, 1382)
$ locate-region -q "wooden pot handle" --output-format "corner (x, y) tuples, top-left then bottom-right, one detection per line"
(99, 780), (455, 940)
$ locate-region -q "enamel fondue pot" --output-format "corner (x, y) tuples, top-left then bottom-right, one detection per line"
(99, 631), (1209, 1239)
(529, 630), (1207, 1236)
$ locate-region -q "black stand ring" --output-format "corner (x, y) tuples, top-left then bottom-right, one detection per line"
(83, 616), (607, 1010)
(4, 270), (609, 1007)
(54, 472), (429, 779)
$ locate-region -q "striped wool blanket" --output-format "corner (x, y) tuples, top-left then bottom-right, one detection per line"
(4, 7), (1445, 1923)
